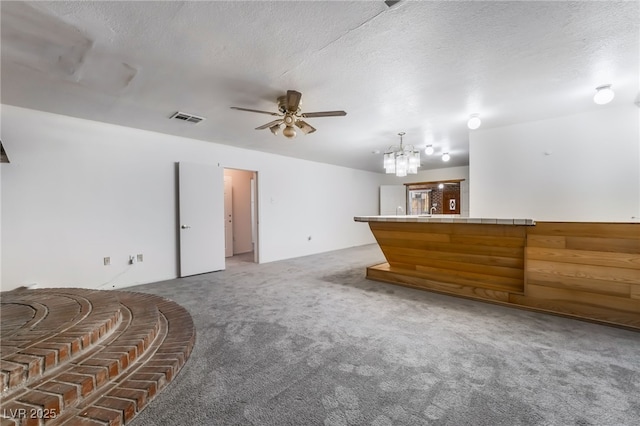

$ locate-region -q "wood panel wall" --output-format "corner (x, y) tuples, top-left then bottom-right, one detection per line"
(365, 221), (640, 330)
(515, 222), (640, 329)
(368, 222), (526, 302)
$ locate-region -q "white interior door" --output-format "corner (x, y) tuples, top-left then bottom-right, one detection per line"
(224, 175), (233, 257)
(178, 162), (225, 276)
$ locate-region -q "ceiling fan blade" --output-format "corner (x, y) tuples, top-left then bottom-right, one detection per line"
(255, 119), (284, 130)
(230, 106), (280, 116)
(295, 119), (316, 135)
(286, 90), (302, 112)
(300, 110), (347, 118)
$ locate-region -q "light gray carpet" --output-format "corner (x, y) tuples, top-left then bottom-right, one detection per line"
(129, 244), (640, 426)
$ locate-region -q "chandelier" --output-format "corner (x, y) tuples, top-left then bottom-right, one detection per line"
(383, 132), (421, 177)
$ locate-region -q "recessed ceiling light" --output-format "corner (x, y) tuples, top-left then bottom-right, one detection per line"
(593, 84), (615, 105)
(424, 145), (434, 155)
(467, 114), (481, 130)
(442, 152), (450, 162)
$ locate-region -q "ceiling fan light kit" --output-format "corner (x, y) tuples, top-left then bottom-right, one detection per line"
(230, 90), (346, 139)
(282, 126), (296, 138)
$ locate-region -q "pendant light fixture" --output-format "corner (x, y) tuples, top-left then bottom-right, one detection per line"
(383, 132), (421, 177)
(467, 114), (481, 130)
(593, 85), (615, 105)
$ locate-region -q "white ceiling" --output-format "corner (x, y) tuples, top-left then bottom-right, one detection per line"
(1, 1), (638, 173)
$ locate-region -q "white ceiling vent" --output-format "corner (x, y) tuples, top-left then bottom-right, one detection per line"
(170, 111), (205, 124)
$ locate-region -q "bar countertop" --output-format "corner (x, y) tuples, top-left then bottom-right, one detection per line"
(355, 215), (639, 330)
(354, 215), (536, 225)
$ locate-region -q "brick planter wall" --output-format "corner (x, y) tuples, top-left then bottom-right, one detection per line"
(1, 288), (195, 426)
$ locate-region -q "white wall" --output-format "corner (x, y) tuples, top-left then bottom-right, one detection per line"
(0, 105), (379, 291)
(469, 105), (640, 221)
(380, 166), (470, 216)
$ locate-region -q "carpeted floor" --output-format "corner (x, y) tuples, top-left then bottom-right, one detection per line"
(129, 244), (640, 426)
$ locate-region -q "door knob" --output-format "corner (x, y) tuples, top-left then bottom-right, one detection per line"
(181, 225), (191, 229)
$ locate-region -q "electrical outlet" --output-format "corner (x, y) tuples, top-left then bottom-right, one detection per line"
(129, 255), (136, 265)
(103, 257), (111, 266)
(137, 254), (144, 262)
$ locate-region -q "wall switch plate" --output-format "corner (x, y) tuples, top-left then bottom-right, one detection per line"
(104, 257), (111, 266)
(137, 254), (144, 262)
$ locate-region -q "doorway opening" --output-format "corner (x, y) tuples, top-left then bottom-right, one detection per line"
(223, 168), (259, 265)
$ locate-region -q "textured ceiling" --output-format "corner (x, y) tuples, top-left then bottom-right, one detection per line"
(1, 1), (638, 173)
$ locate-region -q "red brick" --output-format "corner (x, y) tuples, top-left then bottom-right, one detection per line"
(79, 406), (122, 426)
(137, 364), (174, 382)
(119, 380), (157, 399)
(0, 402), (41, 426)
(113, 340), (145, 356)
(90, 328), (100, 344)
(56, 373), (94, 397)
(19, 348), (57, 371)
(108, 388), (148, 411)
(80, 358), (119, 379)
(104, 346), (137, 362)
(1, 371), (8, 392)
(0, 345), (21, 358)
(0, 416), (18, 426)
(36, 381), (79, 407)
(16, 390), (61, 417)
(0, 361), (26, 388)
(58, 417), (104, 426)
(152, 352), (185, 365)
(95, 397), (136, 423)
(3, 354), (41, 380)
(47, 337), (81, 356)
(34, 342), (71, 363)
(70, 366), (108, 388)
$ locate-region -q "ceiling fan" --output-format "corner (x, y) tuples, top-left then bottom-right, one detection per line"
(230, 90), (347, 139)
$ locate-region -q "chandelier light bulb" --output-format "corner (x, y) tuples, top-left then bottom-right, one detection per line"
(442, 152), (450, 162)
(593, 85), (615, 105)
(424, 145), (434, 155)
(467, 114), (481, 130)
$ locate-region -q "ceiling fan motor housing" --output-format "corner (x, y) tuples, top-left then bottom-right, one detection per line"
(278, 95), (301, 114)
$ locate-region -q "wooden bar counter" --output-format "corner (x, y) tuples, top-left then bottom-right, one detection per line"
(355, 215), (640, 330)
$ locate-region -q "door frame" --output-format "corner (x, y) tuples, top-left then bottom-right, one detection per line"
(222, 168), (260, 264)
